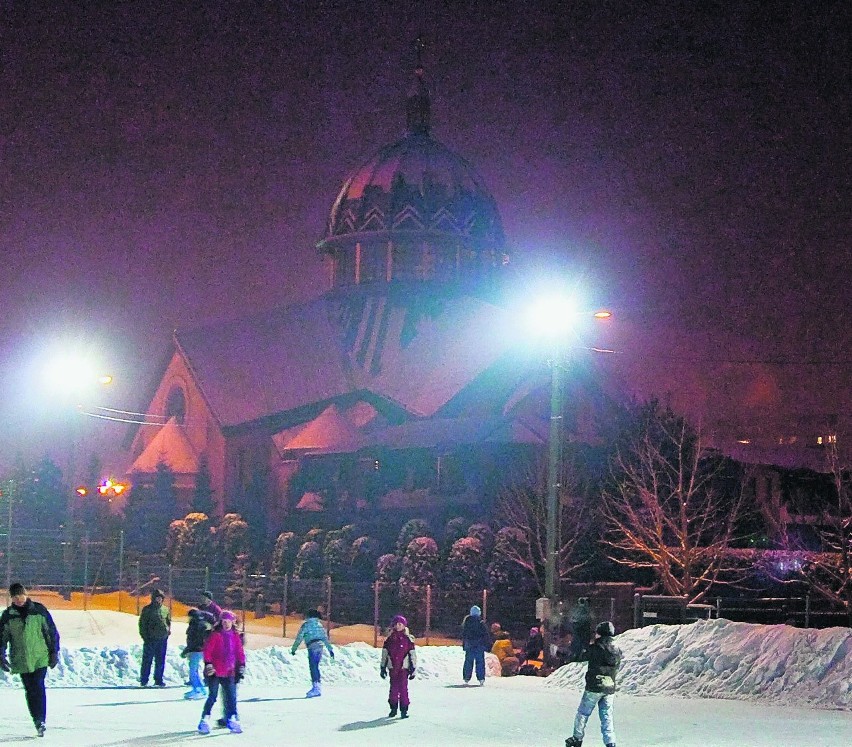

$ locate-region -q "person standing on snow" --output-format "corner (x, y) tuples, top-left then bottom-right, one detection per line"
(380, 614), (417, 718)
(290, 608), (334, 698)
(183, 608), (215, 699)
(0, 582), (60, 738)
(565, 621), (622, 747)
(138, 589), (171, 687)
(198, 610), (245, 734)
(460, 604), (490, 685)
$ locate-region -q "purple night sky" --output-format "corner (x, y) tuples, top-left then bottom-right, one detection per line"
(0, 2), (849, 473)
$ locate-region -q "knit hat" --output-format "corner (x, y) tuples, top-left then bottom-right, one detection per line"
(596, 621), (615, 637)
(470, 605), (481, 617)
(201, 590), (213, 601)
(530, 626), (539, 636)
(306, 608), (322, 619)
(152, 589), (165, 601)
(220, 610), (238, 622)
(391, 614), (408, 627)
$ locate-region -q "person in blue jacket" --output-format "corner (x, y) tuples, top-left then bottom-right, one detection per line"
(290, 609), (334, 697)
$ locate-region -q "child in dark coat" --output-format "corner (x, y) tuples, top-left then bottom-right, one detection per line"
(183, 608), (215, 699)
(380, 614), (417, 718)
(565, 621), (622, 747)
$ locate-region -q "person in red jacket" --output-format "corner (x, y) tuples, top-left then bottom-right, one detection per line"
(197, 610), (246, 735)
(380, 614), (417, 719)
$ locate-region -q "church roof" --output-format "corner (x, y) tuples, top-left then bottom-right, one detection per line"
(129, 416), (199, 474)
(174, 290), (518, 428)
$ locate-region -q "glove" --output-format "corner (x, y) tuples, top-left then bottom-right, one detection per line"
(48, 652), (58, 669)
(289, 648), (296, 656)
(234, 665), (245, 684)
(408, 667), (416, 680)
(0, 655), (10, 672)
(180, 649), (188, 659)
(329, 650), (335, 659)
(380, 666), (387, 679)
(204, 663), (215, 677)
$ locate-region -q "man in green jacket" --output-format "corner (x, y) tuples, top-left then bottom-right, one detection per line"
(138, 588), (171, 687)
(0, 582), (60, 738)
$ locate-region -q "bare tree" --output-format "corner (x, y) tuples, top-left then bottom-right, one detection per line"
(601, 404), (749, 603)
(495, 452), (590, 597)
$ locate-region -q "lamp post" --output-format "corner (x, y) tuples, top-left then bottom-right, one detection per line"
(527, 297), (611, 659)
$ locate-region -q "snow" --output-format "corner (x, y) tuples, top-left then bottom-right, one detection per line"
(0, 611), (849, 745)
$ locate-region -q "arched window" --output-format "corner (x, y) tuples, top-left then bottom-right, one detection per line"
(165, 386), (186, 424)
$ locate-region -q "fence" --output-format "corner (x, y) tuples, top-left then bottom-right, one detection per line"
(1, 529), (847, 642)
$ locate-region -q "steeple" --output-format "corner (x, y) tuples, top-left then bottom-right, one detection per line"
(405, 36), (430, 136)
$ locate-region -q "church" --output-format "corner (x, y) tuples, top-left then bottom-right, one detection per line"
(124, 59), (613, 529)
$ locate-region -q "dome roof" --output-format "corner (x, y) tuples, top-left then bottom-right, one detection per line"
(320, 131), (505, 250)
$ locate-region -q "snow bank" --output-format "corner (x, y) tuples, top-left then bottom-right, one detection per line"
(2, 612), (848, 711)
(547, 618), (852, 710)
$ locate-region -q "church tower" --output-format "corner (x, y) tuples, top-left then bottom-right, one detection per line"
(317, 43), (508, 293)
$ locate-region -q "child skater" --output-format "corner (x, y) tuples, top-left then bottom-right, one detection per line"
(290, 608), (334, 698)
(197, 610), (245, 735)
(182, 608), (215, 700)
(380, 614), (416, 719)
(565, 621), (622, 747)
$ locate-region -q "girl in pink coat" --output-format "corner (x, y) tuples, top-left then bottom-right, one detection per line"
(197, 610), (246, 734)
(380, 614), (417, 718)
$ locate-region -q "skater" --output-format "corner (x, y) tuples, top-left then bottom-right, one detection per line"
(380, 614), (416, 718)
(198, 610), (245, 734)
(138, 588), (171, 687)
(565, 621), (622, 747)
(290, 608), (334, 697)
(0, 582), (60, 738)
(460, 604), (489, 685)
(183, 607), (215, 699)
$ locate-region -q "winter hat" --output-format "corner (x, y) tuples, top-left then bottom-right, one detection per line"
(220, 610), (238, 622)
(596, 621), (615, 637)
(529, 626), (539, 636)
(201, 590), (214, 601)
(391, 614), (408, 627)
(306, 608), (322, 619)
(470, 605), (481, 617)
(8, 582), (25, 597)
(152, 589), (165, 601)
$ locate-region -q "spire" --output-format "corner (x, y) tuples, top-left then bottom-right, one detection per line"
(406, 36), (430, 136)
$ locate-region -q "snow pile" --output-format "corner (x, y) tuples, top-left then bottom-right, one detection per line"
(0, 610), (500, 689)
(547, 618), (852, 710)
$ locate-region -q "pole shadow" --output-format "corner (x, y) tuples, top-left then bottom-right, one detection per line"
(338, 717), (396, 732)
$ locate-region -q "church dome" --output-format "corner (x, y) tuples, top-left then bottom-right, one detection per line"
(318, 61), (507, 290)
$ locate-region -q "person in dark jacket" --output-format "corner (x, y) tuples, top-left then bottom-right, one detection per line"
(183, 608), (215, 699)
(460, 605), (490, 685)
(138, 589), (171, 687)
(568, 597), (593, 661)
(565, 621), (622, 747)
(0, 582), (60, 738)
(199, 590), (223, 623)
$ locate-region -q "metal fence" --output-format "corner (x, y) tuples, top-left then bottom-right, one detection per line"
(1, 529), (847, 643)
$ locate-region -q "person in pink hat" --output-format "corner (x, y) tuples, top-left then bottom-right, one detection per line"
(197, 610), (245, 735)
(380, 614), (417, 718)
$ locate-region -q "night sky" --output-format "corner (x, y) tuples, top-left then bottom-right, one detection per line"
(1, 1), (849, 473)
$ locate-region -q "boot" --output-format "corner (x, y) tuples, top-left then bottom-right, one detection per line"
(35, 722), (46, 738)
(388, 704), (398, 717)
(400, 705), (409, 719)
(565, 738), (582, 747)
(306, 681), (321, 698)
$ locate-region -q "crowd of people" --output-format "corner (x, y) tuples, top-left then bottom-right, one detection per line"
(0, 583), (622, 746)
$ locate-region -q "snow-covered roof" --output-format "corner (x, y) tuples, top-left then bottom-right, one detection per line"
(175, 291), (517, 428)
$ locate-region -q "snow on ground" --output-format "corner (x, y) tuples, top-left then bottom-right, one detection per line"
(0, 611), (849, 746)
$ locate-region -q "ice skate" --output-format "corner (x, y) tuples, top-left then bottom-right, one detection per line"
(216, 717), (228, 728)
(565, 738), (582, 747)
(388, 705), (398, 717)
(306, 681), (321, 698)
(400, 705), (409, 719)
(197, 716), (210, 735)
(227, 717), (242, 733)
(478, 679), (485, 686)
(35, 722), (46, 738)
